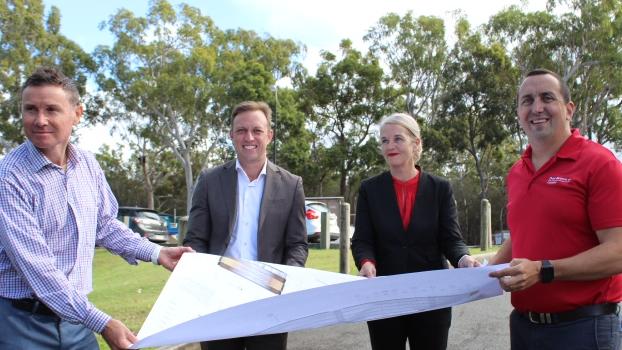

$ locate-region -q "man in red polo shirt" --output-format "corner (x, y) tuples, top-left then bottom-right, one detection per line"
(489, 68), (622, 350)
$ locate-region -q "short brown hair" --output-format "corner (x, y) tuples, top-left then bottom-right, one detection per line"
(231, 101), (272, 129)
(523, 68), (571, 103)
(21, 66), (80, 105)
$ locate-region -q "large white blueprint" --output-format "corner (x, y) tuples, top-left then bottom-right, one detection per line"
(131, 253), (506, 348)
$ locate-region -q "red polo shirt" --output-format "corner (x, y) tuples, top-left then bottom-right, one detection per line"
(507, 129), (622, 312)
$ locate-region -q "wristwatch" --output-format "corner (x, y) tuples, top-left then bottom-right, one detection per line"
(539, 260), (554, 283)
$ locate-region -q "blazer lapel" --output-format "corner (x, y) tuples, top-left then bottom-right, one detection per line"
(378, 172), (407, 235)
(258, 162), (280, 237)
(220, 161), (238, 235)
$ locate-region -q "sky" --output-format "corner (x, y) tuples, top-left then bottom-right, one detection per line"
(43, 0), (549, 153)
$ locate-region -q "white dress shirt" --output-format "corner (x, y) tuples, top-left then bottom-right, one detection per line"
(224, 160), (267, 261)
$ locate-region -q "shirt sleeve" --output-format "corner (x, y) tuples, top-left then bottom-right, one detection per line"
(588, 157), (622, 230)
(0, 178), (111, 333)
(351, 181), (377, 270)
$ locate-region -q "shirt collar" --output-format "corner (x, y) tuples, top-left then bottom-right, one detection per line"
(235, 159), (268, 180)
(25, 140), (82, 173)
(521, 128), (584, 163)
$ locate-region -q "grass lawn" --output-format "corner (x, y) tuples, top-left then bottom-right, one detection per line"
(91, 245), (499, 348)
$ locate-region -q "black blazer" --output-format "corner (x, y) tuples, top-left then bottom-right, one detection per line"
(351, 170), (468, 276)
(183, 160), (308, 267)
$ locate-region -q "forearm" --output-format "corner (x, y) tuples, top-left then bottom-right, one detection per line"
(489, 238), (512, 265)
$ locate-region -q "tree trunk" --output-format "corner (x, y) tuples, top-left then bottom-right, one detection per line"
(183, 151), (194, 216)
(140, 155), (155, 209)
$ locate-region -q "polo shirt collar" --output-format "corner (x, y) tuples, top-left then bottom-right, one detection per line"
(521, 128), (583, 163)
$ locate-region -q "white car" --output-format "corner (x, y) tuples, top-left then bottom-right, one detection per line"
(305, 200), (340, 243)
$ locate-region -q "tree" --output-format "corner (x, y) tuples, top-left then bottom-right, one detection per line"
(94, 0), (303, 213)
(0, 0), (93, 153)
(95, 144), (145, 208)
(436, 19), (518, 201)
(299, 40), (394, 200)
(365, 12), (447, 122)
(486, 0), (622, 149)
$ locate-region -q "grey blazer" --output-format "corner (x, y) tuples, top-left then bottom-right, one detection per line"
(183, 160), (308, 266)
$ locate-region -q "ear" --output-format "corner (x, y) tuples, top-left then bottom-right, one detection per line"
(73, 104), (84, 126)
(267, 129), (274, 143)
(565, 101), (576, 121)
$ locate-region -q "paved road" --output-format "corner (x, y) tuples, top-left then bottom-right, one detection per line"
(168, 292), (512, 350)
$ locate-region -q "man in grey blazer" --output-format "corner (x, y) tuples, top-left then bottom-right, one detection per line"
(184, 101), (308, 350)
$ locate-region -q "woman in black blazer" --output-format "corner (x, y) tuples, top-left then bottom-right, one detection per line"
(351, 112), (479, 350)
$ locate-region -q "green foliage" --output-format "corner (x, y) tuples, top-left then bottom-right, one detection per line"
(93, 0), (303, 213)
(436, 19), (518, 200)
(366, 12), (447, 120)
(299, 41), (394, 200)
(96, 144), (146, 207)
(485, 0), (622, 149)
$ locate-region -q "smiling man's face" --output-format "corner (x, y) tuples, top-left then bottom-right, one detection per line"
(517, 73), (574, 144)
(230, 109), (273, 168)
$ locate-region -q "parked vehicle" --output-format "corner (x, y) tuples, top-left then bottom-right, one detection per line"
(305, 200), (340, 243)
(158, 213), (179, 235)
(117, 206), (169, 243)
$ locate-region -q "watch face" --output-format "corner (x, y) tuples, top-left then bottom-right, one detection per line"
(540, 260), (554, 283)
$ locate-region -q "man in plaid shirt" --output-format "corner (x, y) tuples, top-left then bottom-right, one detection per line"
(0, 67), (193, 349)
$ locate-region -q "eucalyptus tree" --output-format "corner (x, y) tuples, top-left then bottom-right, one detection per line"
(94, 0), (303, 213)
(298, 40), (394, 199)
(365, 12), (447, 123)
(436, 19), (518, 201)
(486, 0), (622, 149)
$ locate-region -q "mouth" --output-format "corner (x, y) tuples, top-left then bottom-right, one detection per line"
(529, 117), (550, 125)
(243, 145), (257, 150)
(387, 152), (399, 157)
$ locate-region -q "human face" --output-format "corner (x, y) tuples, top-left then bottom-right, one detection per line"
(22, 85), (82, 164)
(230, 110), (273, 167)
(517, 74), (574, 144)
(380, 123), (420, 170)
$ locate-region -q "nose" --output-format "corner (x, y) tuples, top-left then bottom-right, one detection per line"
(532, 98), (545, 113)
(33, 111), (48, 127)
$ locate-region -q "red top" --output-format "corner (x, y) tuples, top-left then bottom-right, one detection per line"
(507, 129), (622, 312)
(360, 173), (421, 268)
(392, 173), (420, 230)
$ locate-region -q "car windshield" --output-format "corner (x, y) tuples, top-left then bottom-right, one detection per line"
(136, 211), (161, 220)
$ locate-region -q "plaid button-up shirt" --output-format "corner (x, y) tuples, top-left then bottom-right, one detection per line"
(0, 141), (157, 333)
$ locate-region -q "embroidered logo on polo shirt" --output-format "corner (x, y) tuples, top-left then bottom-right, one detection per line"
(546, 176), (572, 185)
